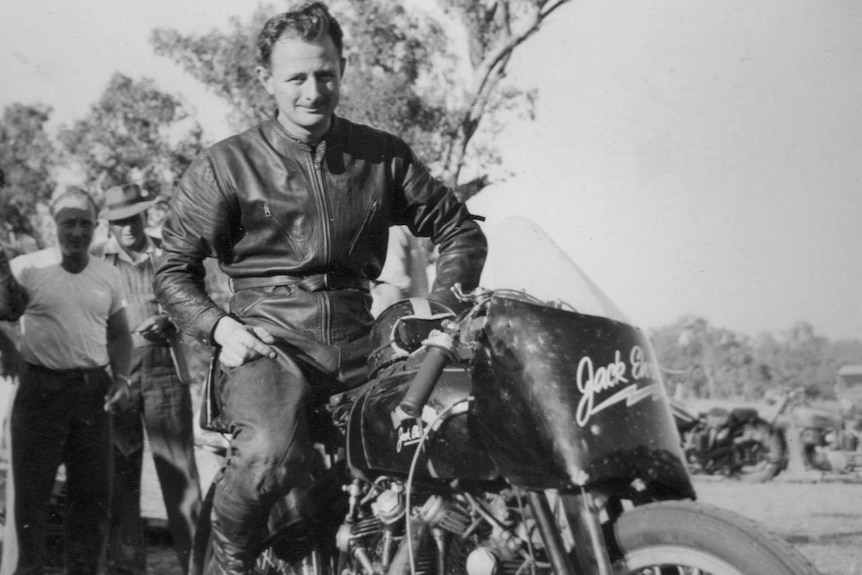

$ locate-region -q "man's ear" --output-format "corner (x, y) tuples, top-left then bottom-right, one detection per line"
(256, 65), (274, 95)
(339, 57), (347, 78)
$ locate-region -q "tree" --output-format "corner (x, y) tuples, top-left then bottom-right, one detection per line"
(59, 73), (205, 200)
(752, 322), (862, 399)
(151, 0), (571, 198)
(650, 316), (762, 400)
(0, 103), (57, 251)
(652, 316), (862, 401)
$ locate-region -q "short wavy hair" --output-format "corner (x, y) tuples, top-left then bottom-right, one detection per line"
(257, 2), (344, 69)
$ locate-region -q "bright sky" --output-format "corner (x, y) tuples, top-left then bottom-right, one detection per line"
(2, 0), (861, 341)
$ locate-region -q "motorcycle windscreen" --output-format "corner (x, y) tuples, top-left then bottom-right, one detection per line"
(481, 216), (629, 323)
(471, 217), (693, 496)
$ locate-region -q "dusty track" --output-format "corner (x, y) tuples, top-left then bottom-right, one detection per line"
(693, 475), (862, 575)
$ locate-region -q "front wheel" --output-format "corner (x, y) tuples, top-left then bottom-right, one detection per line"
(611, 500), (819, 574)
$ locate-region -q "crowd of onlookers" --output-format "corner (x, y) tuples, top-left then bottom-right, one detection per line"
(0, 185), (200, 575)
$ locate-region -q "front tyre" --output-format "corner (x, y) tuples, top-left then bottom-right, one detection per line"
(611, 501), (819, 575)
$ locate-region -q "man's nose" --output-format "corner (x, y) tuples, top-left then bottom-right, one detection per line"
(301, 78), (323, 101)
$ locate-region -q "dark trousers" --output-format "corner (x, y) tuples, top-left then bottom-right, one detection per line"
(203, 354), (317, 575)
(11, 364), (112, 575)
(106, 346), (202, 575)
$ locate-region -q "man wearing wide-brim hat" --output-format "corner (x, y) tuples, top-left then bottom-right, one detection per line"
(93, 183), (202, 575)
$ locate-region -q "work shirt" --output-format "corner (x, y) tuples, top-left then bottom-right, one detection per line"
(94, 235), (161, 349)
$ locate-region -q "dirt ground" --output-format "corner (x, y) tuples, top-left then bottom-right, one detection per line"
(143, 471), (862, 575)
(693, 475), (862, 575)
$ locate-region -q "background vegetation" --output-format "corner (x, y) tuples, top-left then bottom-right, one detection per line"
(650, 317), (862, 401)
(1, 0), (860, 394)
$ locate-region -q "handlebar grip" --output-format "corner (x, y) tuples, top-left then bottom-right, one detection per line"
(398, 345), (450, 418)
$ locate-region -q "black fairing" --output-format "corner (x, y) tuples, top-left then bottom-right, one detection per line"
(471, 294), (694, 497)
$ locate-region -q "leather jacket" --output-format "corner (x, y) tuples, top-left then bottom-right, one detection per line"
(154, 115), (486, 368)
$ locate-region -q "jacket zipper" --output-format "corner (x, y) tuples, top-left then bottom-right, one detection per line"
(309, 148), (332, 344)
(348, 199), (379, 257)
(263, 202), (299, 253)
(308, 152), (332, 264)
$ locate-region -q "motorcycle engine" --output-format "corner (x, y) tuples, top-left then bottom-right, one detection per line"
(337, 481), (544, 575)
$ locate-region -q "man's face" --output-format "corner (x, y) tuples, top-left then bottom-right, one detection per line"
(54, 207), (96, 259)
(109, 212), (146, 251)
(256, 34), (344, 143)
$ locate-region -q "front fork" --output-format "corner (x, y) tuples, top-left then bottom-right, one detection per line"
(527, 490), (614, 575)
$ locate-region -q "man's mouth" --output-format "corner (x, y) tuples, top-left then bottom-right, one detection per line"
(299, 102), (328, 113)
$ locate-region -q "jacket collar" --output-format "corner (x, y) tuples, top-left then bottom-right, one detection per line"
(264, 113), (344, 154)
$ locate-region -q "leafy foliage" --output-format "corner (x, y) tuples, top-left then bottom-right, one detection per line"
(651, 316), (862, 401)
(58, 73), (205, 199)
(150, 0), (569, 197)
(151, 12), (267, 131)
(0, 103), (57, 251)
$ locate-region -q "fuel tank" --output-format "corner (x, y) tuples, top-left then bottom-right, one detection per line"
(471, 294), (693, 497)
(346, 355), (498, 482)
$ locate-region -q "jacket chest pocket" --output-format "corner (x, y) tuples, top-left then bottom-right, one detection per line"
(260, 201), (310, 256)
(347, 198), (380, 257)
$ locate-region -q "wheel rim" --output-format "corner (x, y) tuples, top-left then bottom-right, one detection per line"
(619, 544), (746, 575)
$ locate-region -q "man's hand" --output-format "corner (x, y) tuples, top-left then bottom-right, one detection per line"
(134, 314), (173, 344)
(104, 376), (131, 413)
(213, 316), (277, 368)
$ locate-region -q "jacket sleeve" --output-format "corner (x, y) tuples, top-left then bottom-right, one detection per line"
(392, 142), (487, 310)
(154, 154), (234, 344)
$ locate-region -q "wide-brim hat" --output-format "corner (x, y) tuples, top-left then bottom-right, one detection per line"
(100, 183), (157, 221)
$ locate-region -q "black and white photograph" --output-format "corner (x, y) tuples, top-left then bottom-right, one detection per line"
(1, 1), (861, 574)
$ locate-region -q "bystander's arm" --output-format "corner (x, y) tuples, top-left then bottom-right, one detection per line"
(0, 327), (21, 378)
(0, 247), (28, 321)
(104, 308), (133, 413)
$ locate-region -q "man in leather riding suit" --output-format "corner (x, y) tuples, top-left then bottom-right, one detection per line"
(153, 3), (487, 574)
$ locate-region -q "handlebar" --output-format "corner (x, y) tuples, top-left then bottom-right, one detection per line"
(398, 330), (454, 418)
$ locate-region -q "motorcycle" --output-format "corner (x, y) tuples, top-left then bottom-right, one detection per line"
(670, 397), (787, 482)
(771, 386), (862, 474)
(194, 217), (818, 575)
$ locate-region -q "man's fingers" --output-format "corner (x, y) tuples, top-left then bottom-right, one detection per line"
(134, 316), (158, 332)
(213, 317), (277, 367)
(104, 387), (128, 413)
(218, 336), (276, 368)
(250, 326), (278, 348)
(232, 330), (273, 359)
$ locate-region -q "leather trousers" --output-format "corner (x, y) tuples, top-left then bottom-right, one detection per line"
(203, 352), (319, 575)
